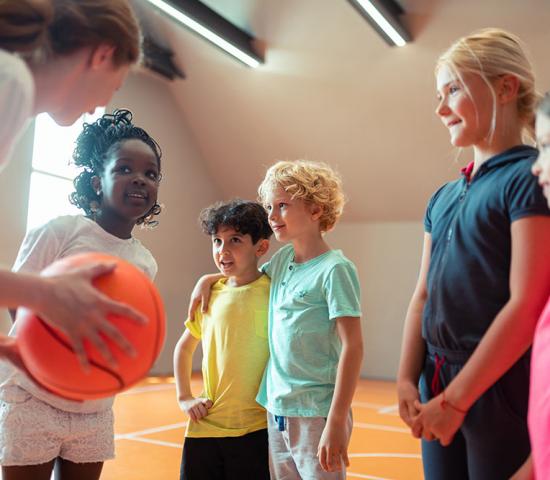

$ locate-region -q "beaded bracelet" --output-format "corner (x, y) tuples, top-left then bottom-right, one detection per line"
(440, 390), (468, 415)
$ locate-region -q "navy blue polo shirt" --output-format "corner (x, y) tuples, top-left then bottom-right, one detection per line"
(423, 145), (550, 351)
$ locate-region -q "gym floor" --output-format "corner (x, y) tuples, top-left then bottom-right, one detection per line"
(102, 376), (423, 480)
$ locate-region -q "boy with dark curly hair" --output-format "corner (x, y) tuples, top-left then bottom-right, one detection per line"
(174, 199), (272, 480)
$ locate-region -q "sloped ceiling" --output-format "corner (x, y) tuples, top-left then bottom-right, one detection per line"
(135, 0), (550, 221)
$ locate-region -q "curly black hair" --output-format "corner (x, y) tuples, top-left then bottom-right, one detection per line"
(199, 199), (272, 244)
(69, 109), (162, 226)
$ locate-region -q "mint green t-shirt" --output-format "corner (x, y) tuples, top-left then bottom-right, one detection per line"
(256, 244), (361, 417)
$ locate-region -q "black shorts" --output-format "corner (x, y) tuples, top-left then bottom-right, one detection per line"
(180, 428), (269, 480)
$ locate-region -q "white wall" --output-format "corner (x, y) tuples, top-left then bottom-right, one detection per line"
(326, 222), (425, 380)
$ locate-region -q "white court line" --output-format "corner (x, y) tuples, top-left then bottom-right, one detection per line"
(114, 381), (413, 478)
(351, 401), (389, 409)
(115, 433), (416, 479)
(351, 401), (399, 416)
(354, 422), (409, 433)
(123, 386), (399, 414)
(116, 422), (187, 439)
(348, 473), (394, 480)
(349, 453), (421, 459)
(117, 433), (417, 479)
(118, 436), (182, 449)
(120, 383), (176, 395)
(377, 404), (398, 415)
(115, 422), (410, 446)
(347, 454), (422, 480)
(116, 420), (408, 441)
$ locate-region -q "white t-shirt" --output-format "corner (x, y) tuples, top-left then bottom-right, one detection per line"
(0, 49), (34, 170)
(0, 215), (158, 413)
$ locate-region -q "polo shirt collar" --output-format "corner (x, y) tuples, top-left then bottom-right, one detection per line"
(460, 145), (537, 182)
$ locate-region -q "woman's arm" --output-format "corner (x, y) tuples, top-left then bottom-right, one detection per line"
(397, 233), (431, 429)
(0, 265), (147, 368)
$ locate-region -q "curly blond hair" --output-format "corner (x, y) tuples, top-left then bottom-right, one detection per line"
(258, 160), (345, 232)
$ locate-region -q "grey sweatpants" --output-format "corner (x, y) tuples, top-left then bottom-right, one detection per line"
(267, 411), (353, 480)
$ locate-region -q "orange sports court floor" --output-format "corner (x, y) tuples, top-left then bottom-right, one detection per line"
(101, 376), (423, 479)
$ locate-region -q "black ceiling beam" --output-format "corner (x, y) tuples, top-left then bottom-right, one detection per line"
(147, 0), (263, 66)
(347, 0), (411, 47)
(142, 36), (185, 81)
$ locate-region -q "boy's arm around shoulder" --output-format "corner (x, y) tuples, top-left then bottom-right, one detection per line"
(318, 316), (363, 472)
(173, 328), (212, 422)
(187, 273), (224, 318)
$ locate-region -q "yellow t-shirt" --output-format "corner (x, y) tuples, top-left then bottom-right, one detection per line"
(185, 275), (270, 438)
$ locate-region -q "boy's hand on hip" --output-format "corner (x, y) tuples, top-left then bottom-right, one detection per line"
(317, 420), (350, 472)
(179, 397), (213, 422)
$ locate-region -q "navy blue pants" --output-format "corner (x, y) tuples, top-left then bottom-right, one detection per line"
(180, 428), (270, 480)
(420, 344), (531, 480)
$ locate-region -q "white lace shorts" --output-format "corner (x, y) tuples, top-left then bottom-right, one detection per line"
(0, 385), (114, 466)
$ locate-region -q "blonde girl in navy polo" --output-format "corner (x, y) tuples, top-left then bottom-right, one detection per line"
(397, 28), (550, 480)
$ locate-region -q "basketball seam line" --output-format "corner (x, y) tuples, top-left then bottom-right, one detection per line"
(39, 318), (125, 391)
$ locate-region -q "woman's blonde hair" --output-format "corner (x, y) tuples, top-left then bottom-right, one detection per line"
(436, 28), (539, 142)
(0, 0), (141, 66)
(258, 160), (345, 232)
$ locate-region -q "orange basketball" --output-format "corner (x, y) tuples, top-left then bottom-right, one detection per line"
(16, 252), (166, 401)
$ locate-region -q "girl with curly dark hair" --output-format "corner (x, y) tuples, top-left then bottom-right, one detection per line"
(0, 110), (162, 480)
(69, 109), (162, 233)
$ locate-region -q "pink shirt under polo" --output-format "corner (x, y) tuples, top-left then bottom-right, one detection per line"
(529, 297), (550, 479)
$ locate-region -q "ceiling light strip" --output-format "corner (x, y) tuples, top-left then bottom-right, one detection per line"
(145, 0), (261, 68)
(354, 0), (407, 47)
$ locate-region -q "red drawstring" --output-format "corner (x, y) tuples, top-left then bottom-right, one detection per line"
(461, 161), (474, 182)
(431, 353), (446, 396)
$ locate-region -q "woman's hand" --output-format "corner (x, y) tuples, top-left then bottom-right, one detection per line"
(31, 262), (147, 369)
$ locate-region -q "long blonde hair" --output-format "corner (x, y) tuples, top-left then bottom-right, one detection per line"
(436, 28), (539, 142)
(0, 0), (141, 66)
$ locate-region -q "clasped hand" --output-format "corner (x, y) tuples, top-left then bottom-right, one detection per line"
(410, 394), (466, 446)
